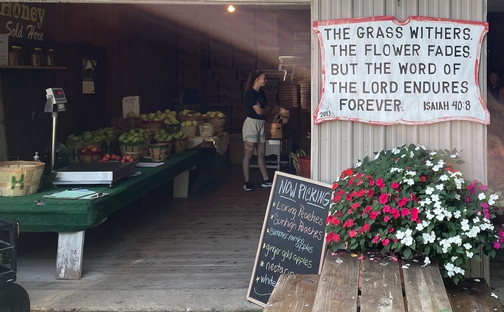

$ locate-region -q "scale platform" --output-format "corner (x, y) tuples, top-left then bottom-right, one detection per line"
(50, 162), (137, 186)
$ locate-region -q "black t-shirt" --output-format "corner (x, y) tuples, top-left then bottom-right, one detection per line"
(244, 88), (268, 120)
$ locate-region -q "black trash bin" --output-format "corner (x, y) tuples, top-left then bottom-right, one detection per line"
(0, 219), (30, 312)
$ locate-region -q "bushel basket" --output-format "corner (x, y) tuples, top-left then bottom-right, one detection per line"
(0, 161), (45, 197)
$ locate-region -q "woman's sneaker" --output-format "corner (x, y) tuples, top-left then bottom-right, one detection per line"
(243, 181), (253, 191)
(261, 179), (273, 188)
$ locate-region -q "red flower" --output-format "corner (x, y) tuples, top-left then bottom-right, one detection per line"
(348, 230), (357, 238)
(337, 189), (345, 196)
(337, 211), (344, 217)
(382, 238), (390, 246)
(357, 189), (365, 197)
(326, 215), (341, 226)
(367, 190), (375, 198)
(388, 227), (394, 233)
(401, 208), (410, 217)
(382, 205), (391, 213)
(368, 178), (375, 186)
(370, 211), (380, 220)
(420, 176), (427, 182)
(391, 182), (400, 189)
(332, 183), (339, 190)
(398, 197), (409, 207)
(333, 195), (341, 203)
(362, 223), (370, 231)
(384, 216), (390, 222)
(410, 193), (419, 202)
(326, 232), (340, 243)
(351, 202), (360, 210)
(341, 168), (354, 179)
(364, 205), (373, 213)
(379, 193), (390, 204)
(346, 194), (353, 201)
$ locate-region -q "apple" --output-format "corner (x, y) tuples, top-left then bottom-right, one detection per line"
(90, 147), (98, 153)
(80, 147), (88, 154)
(128, 158), (135, 162)
(127, 111), (136, 118)
(111, 154), (117, 160)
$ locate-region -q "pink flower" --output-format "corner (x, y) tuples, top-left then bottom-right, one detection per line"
(391, 182), (400, 189)
(372, 235), (380, 244)
(364, 206), (373, 213)
(362, 223), (370, 231)
(494, 242), (501, 249)
(326, 216), (341, 226)
(481, 203), (489, 209)
(370, 211), (380, 220)
(410, 208), (419, 222)
(384, 216), (390, 222)
(382, 205), (391, 213)
(379, 193), (390, 204)
(343, 219), (354, 228)
(388, 227), (394, 233)
(398, 197), (409, 207)
(382, 238), (390, 246)
(480, 184), (488, 191)
(352, 202), (360, 210)
(348, 230), (357, 238)
(401, 208), (410, 217)
(376, 178), (384, 187)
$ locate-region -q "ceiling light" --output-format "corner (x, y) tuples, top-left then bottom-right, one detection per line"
(227, 5), (235, 13)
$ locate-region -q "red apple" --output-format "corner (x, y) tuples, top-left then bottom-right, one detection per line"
(128, 158), (135, 162)
(90, 147), (98, 153)
(96, 159), (103, 163)
(80, 147), (88, 154)
(110, 154), (117, 160)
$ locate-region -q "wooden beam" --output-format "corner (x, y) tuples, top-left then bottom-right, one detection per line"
(56, 231), (85, 280)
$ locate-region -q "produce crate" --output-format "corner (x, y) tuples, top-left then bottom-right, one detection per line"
(119, 143), (144, 160)
(141, 120), (163, 131)
(0, 161), (45, 197)
(0, 219), (18, 283)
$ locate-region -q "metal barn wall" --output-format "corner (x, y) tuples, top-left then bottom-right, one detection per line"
(311, 0), (488, 279)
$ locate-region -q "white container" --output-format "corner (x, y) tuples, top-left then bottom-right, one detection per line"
(199, 123), (214, 137)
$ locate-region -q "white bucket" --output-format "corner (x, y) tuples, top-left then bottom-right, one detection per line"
(199, 123), (214, 137)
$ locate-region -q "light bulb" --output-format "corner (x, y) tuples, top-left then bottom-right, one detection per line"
(227, 5), (235, 13)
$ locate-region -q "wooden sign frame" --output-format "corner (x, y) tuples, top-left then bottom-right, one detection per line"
(246, 171), (332, 307)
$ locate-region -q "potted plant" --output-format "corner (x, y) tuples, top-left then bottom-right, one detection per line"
(326, 144), (504, 284)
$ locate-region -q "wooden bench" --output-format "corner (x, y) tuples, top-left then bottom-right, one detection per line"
(264, 251), (503, 312)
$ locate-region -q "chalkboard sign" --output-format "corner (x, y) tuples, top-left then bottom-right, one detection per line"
(246, 171), (332, 306)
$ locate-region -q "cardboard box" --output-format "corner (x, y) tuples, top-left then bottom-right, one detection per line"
(265, 123), (291, 139)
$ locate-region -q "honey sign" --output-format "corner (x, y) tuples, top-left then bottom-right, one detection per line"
(0, 2), (46, 41)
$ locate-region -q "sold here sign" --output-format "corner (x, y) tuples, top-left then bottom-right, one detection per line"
(313, 16), (489, 125)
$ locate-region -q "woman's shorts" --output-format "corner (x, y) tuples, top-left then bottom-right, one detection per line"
(242, 117), (266, 143)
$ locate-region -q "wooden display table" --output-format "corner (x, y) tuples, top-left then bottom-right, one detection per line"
(0, 150), (202, 280)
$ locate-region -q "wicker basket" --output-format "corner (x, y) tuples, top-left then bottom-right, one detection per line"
(0, 161), (45, 197)
(178, 116), (210, 126)
(119, 143), (144, 160)
(141, 120), (163, 131)
(208, 117), (226, 134)
(173, 138), (188, 154)
(180, 125), (197, 138)
(149, 143), (171, 162)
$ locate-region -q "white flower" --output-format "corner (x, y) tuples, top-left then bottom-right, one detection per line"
(392, 148), (400, 155)
(489, 194), (498, 205)
(429, 151), (437, 156)
(425, 160), (433, 167)
(438, 159), (445, 166)
(406, 179), (414, 186)
(433, 165), (440, 172)
(463, 243), (472, 250)
(425, 187), (435, 195)
(455, 194), (461, 200)
(461, 219), (470, 231)
(436, 184), (444, 191)
(453, 211), (461, 218)
(451, 256), (458, 262)
(440, 175), (449, 181)
(431, 194), (440, 202)
(356, 161), (362, 168)
(478, 193), (486, 201)
(374, 152), (381, 160)
(422, 231), (436, 244)
(405, 171), (416, 177)
(466, 251), (474, 258)
(422, 256), (431, 267)
(450, 153), (458, 158)
(401, 154), (406, 158)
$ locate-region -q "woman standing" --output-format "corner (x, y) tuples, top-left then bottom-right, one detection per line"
(242, 70), (272, 191)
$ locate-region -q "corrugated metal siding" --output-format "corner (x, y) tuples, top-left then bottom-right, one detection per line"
(312, 0), (488, 279)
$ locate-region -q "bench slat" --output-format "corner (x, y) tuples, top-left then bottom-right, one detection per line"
(312, 251), (360, 312)
(445, 278), (503, 312)
(263, 274), (319, 312)
(360, 256), (405, 311)
(402, 260), (452, 312)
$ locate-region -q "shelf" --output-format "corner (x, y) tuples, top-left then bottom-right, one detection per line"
(0, 65), (67, 70)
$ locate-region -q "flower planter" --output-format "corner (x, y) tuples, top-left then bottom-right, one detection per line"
(298, 156), (310, 178)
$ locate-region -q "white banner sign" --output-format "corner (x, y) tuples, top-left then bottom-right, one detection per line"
(313, 16), (489, 125)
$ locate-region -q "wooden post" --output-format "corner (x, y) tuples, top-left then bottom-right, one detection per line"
(56, 231), (85, 280)
(173, 169), (189, 198)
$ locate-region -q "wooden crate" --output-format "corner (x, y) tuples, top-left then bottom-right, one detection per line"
(0, 161), (45, 197)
